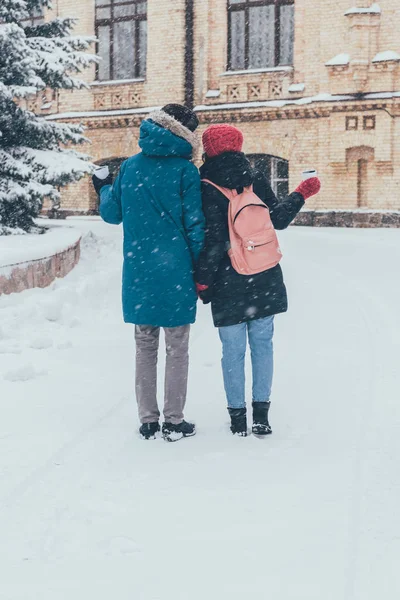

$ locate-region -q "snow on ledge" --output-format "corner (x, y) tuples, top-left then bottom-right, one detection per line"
(326, 53), (350, 67)
(46, 105), (162, 120)
(46, 91), (400, 121)
(0, 226), (81, 270)
(91, 78), (145, 87)
(345, 3), (381, 15)
(194, 91), (400, 112)
(206, 90), (221, 98)
(288, 83), (305, 93)
(220, 66), (293, 76)
(372, 51), (400, 63)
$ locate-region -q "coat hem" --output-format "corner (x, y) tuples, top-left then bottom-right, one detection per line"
(213, 307), (287, 329)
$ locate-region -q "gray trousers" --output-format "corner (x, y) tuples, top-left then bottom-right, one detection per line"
(135, 325), (190, 425)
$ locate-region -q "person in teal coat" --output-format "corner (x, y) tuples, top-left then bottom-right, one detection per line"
(93, 104), (205, 442)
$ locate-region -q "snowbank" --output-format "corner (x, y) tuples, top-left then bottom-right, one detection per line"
(0, 225), (81, 295)
(0, 226), (81, 269)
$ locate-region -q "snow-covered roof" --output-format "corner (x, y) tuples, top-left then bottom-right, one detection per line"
(372, 51), (400, 63)
(288, 83), (305, 93)
(345, 3), (381, 15)
(326, 54), (350, 67)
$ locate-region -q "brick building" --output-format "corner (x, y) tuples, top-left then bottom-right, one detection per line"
(34, 0), (400, 214)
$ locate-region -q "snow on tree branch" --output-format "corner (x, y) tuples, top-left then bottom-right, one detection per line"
(0, 1), (97, 234)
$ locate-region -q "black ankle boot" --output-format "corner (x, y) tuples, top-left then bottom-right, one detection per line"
(252, 402), (272, 436)
(139, 422), (160, 440)
(228, 408), (248, 437)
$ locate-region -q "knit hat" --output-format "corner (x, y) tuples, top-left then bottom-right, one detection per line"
(162, 104), (199, 132)
(202, 124), (244, 158)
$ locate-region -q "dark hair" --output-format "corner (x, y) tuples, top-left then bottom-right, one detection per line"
(162, 104), (199, 132)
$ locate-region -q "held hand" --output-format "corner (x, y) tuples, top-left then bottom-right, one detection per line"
(92, 172), (113, 196)
(294, 177), (321, 201)
(196, 283), (208, 296)
(196, 283), (212, 304)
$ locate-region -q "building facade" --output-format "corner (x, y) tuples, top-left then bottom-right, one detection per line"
(35, 0), (400, 214)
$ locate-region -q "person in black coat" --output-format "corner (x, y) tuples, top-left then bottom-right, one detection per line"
(196, 124), (321, 436)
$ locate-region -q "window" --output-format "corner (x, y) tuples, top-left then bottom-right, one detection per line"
(346, 116), (358, 131)
(228, 0), (295, 71)
(21, 5), (45, 27)
(248, 154), (289, 200)
(95, 0), (147, 81)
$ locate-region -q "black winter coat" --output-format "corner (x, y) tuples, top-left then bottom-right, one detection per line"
(196, 152), (305, 328)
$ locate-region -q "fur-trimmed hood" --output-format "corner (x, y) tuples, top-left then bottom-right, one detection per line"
(138, 109), (199, 158)
(148, 110), (199, 151)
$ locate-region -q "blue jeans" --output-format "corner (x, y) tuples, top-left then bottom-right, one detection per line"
(218, 316), (274, 409)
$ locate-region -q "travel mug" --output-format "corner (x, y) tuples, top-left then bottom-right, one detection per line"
(302, 169), (318, 180)
(94, 165), (110, 180)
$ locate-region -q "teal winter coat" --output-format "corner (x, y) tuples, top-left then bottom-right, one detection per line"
(99, 112), (205, 327)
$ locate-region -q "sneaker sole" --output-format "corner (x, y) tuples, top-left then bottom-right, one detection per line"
(163, 430), (196, 443)
(252, 429), (273, 437)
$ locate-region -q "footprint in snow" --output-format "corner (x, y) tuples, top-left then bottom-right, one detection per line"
(0, 343), (22, 355)
(4, 364), (47, 383)
(29, 336), (54, 350)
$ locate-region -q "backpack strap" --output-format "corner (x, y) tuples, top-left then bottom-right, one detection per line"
(202, 179), (254, 200)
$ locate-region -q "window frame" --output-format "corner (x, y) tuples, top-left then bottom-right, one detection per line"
(21, 6), (45, 27)
(247, 153), (289, 200)
(227, 0), (295, 71)
(95, 0), (147, 82)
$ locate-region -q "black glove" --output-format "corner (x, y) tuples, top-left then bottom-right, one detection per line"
(92, 172), (113, 196)
(199, 288), (213, 305)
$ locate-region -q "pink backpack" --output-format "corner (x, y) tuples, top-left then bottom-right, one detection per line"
(202, 179), (282, 275)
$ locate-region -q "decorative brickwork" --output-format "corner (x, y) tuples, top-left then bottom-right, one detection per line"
(43, 0), (400, 219)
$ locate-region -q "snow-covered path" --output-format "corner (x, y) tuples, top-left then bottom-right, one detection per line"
(1, 221), (399, 600)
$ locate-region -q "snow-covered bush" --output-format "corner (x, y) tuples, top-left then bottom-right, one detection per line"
(0, 0), (97, 234)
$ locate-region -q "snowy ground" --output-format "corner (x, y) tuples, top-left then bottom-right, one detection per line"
(1, 220), (399, 600)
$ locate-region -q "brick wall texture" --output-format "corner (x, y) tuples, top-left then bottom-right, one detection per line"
(45, 0), (400, 213)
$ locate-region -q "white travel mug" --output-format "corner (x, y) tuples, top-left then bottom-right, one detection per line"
(302, 169), (318, 180)
(94, 165), (110, 180)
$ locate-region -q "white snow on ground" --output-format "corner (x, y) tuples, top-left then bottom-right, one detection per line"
(1, 220), (400, 599)
(0, 225), (81, 270)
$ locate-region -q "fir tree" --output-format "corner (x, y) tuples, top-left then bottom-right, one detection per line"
(0, 0), (97, 234)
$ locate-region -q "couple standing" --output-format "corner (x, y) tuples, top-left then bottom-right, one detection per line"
(92, 104), (321, 442)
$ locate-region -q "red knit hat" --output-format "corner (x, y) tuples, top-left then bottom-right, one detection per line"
(202, 124), (244, 158)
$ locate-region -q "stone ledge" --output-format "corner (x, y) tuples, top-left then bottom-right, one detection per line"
(293, 211), (400, 228)
(0, 235), (81, 296)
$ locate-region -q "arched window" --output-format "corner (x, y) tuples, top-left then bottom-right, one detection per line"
(228, 0), (295, 71)
(248, 154), (289, 200)
(346, 146), (374, 208)
(95, 0), (147, 81)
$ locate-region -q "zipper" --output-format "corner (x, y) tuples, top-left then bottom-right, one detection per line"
(246, 240), (273, 251)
